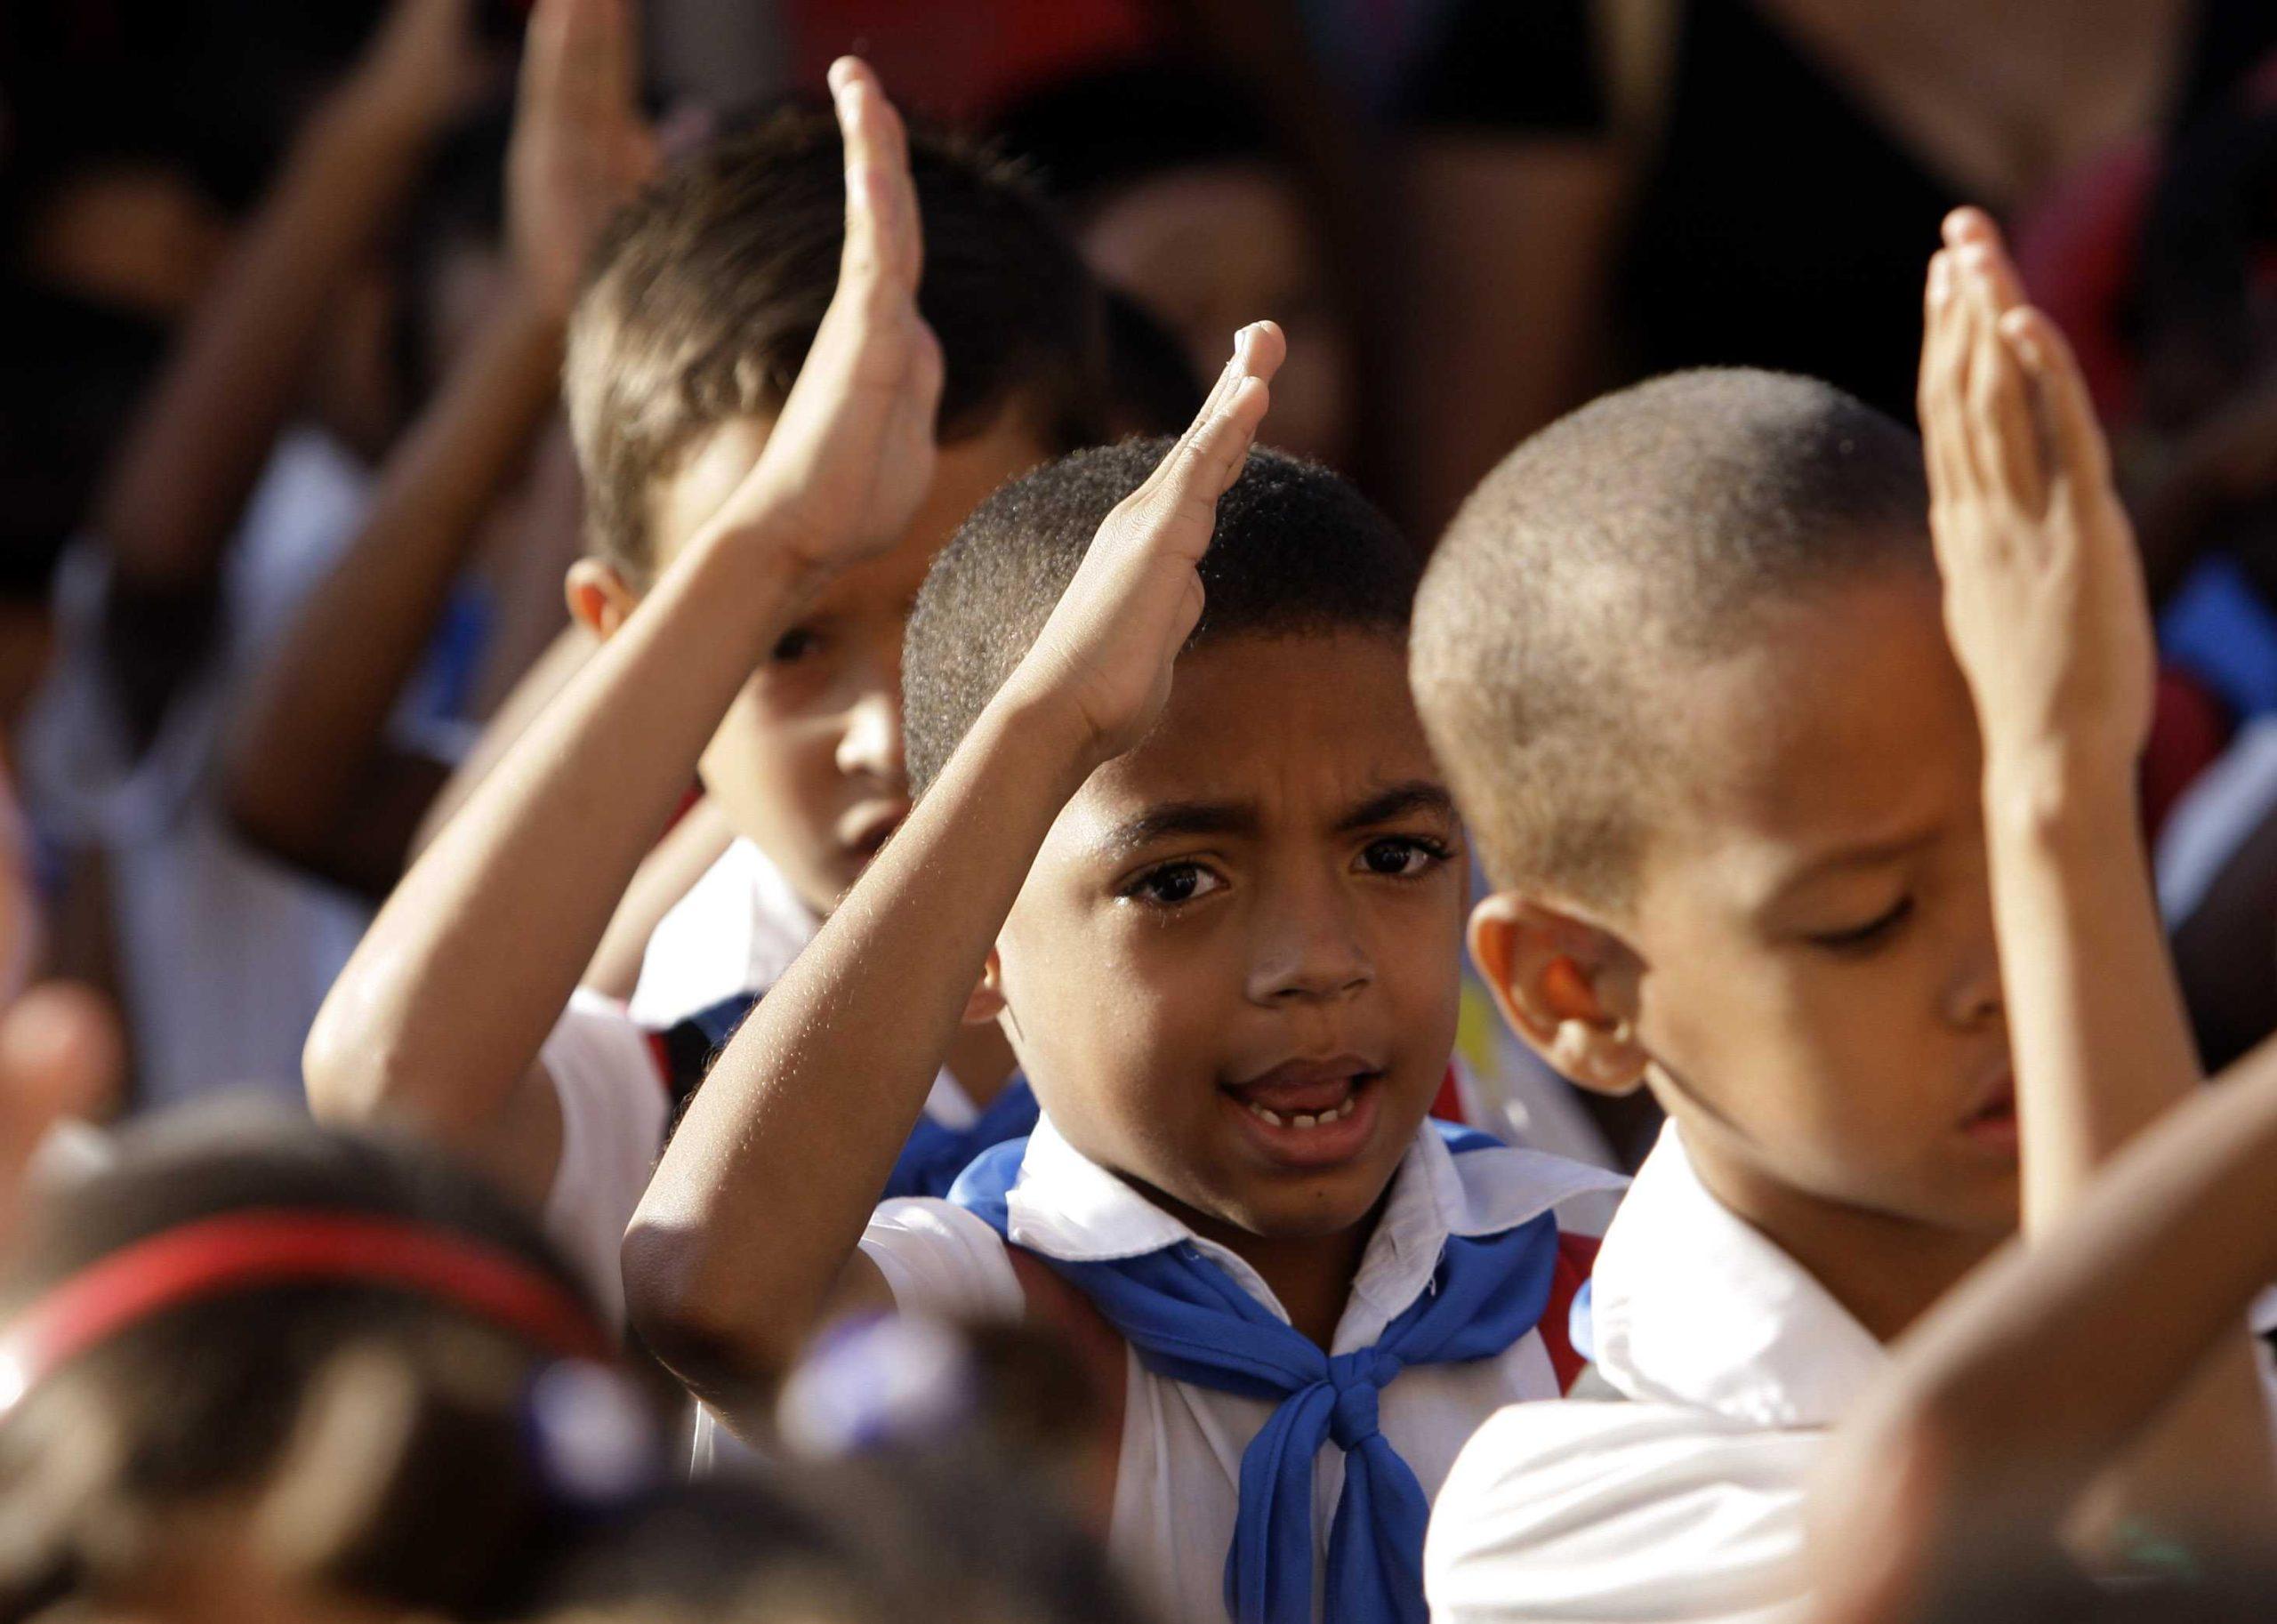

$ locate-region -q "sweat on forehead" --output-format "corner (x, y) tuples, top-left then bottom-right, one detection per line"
(902, 438), (1419, 798)
(1410, 367), (1931, 907)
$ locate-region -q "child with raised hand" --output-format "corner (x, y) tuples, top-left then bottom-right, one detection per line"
(222, 0), (657, 900)
(1412, 218), (2273, 1624)
(22, 0), (502, 1107)
(305, 60), (1113, 1321)
(626, 318), (1620, 1623)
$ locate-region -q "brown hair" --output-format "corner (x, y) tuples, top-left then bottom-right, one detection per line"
(564, 107), (1111, 585)
(0, 1105), (640, 1621)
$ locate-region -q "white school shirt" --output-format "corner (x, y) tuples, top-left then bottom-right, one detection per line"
(799, 1113), (1626, 1624)
(1425, 1123), (1859, 1624)
(533, 840), (982, 1324)
(1428, 1128), (2277, 1624)
(626, 836), (817, 1028)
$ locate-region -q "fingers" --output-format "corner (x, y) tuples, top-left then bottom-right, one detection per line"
(830, 58), (921, 300)
(1959, 245), (2046, 516)
(1920, 250), (1966, 501)
(2000, 305), (2112, 498)
(1150, 322), (1285, 519)
(1922, 208), (2054, 521)
(519, 0), (640, 150)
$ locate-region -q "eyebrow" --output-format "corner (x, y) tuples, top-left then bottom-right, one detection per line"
(1094, 781), (1457, 862)
(1333, 780), (1458, 834)
(1768, 826), (1943, 896)
(1095, 801), (1262, 861)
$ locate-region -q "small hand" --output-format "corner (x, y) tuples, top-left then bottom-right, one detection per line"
(345, 0), (499, 140)
(508, 0), (660, 319)
(1919, 208), (2154, 784)
(1003, 321), (1286, 768)
(710, 58), (944, 581)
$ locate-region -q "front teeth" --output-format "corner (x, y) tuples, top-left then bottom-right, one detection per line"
(1245, 1096), (1358, 1130)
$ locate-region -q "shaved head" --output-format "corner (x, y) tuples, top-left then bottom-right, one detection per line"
(1411, 368), (1931, 907)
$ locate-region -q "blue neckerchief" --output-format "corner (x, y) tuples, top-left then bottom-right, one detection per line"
(664, 991), (1035, 1199)
(949, 1121), (1560, 1624)
(882, 1073), (1041, 1200)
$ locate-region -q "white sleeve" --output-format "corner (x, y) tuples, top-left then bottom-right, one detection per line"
(20, 543), (227, 843)
(539, 990), (672, 1330)
(1426, 1402), (1818, 1624)
(857, 1197), (1026, 1323)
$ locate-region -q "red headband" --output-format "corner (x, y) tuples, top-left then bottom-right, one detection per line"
(0, 1209), (609, 1414)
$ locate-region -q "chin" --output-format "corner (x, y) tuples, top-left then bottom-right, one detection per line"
(1203, 1156), (1405, 1242)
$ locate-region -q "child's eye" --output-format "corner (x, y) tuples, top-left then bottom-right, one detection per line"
(1807, 895), (1916, 952)
(770, 627), (821, 664)
(1356, 836), (1452, 880)
(1122, 863), (1225, 907)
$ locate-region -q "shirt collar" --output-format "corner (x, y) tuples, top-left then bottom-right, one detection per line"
(736, 840), (823, 989)
(1589, 1122), (1886, 1427)
(1005, 1114), (1625, 1355)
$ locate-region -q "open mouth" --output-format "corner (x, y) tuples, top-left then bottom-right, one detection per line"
(1220, 1057), (1385, 1169)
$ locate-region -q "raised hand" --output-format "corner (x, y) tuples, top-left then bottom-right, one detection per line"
(345, 0), (499, 140)
(711, 58), (944, 582)
(1003, 321), (1286, 768)
(508, 0), (660, 319)
(1919, 209), (2154, 784)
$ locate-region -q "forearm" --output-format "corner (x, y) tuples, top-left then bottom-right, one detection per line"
(306, 518), (801, 1135)
(96, 85), (444, 590)
(627, 691), (1090, 1383)
(224, 294), (565, 878)
(1984, 755), (2198, 1226)
(1983, 750), (2275, 1544)
(410, 625), (592, 857)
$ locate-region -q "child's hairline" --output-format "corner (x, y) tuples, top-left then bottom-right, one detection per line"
(580, 382), (1079, 589)
(910, 615), (1416, 806)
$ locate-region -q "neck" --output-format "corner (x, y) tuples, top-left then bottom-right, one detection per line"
(945, 1021), (1018, 1107)
(1683, 1127), (2005, 1344)
(1135, 1179), (1386, 1351)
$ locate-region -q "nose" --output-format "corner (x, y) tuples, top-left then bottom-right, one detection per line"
(834, 680), (905, 785)
(1245, 871), (1373, 1006)
(1942, 881), (2005, 1032)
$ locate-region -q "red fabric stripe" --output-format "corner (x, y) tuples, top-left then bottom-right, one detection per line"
(1541, 1232), (1601, 1392)
(1428, 1065), (1467, 1124)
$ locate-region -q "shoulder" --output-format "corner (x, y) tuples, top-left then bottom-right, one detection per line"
(858, 1196), (1026, 1323)
(1426, 1397), (1816, 1624)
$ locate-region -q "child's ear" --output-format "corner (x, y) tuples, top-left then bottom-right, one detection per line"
(566, 559), (640, 640)
(961, 945), (1008, 1026)
(1468, 892), (1648, 1096)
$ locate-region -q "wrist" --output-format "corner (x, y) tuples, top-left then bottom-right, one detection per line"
(969, 678), (1106, 804)
(1983, 743), (2141, 849)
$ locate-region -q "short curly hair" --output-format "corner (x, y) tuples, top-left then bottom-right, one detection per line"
(902, 438), (1419, 799)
